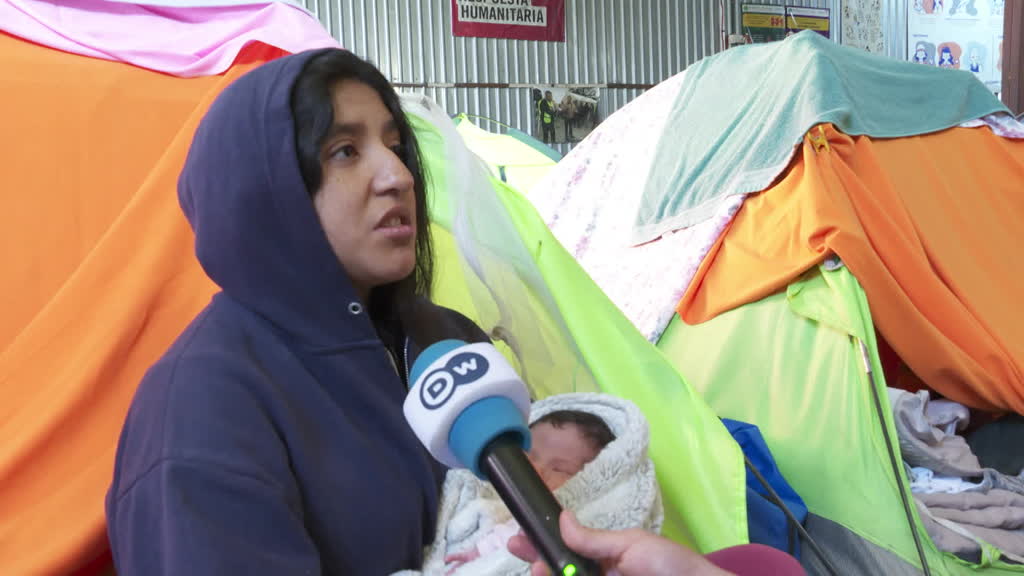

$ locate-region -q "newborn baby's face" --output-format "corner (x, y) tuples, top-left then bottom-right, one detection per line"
(526, 422), (599, 491)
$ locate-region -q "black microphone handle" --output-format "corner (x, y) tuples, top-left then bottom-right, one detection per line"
(479, 433), (600, 576)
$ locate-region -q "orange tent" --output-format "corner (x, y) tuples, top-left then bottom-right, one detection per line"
(0, 32), (287, 575)
(678, 123), (1024, 415)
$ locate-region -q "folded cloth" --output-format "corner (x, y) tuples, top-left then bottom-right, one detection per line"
(915, 490), (1024, 562)
(925, 400), (971, 436)
(889, 388), (981, 476)
(394, 393), (663, 576)
(891, 389), (1024, 561)
(889, 389), (1024, 495)
(910, 467), (985, 495)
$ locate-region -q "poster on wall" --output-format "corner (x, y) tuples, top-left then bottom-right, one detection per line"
(786, 6), (830, 39)
(452, 0), (565, 42)
(741, 4), (787, 43)
(531, 86), (599, 145)
(907, 0), (1003, 93)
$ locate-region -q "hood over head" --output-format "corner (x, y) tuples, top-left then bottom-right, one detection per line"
(178, 49), (376, 349)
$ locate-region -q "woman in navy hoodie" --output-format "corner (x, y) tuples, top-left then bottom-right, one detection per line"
(106, 49), (490, 575)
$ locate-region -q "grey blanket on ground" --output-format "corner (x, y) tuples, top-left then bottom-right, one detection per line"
(889, 388), (1024, 561)
(915, 491), (1024, 561)
(888, 389), (1024, 493)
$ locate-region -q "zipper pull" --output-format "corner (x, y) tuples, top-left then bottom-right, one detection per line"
(402, 337), (411, 390)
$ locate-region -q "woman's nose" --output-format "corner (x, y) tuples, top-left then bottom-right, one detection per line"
(372, 147), (414, 196)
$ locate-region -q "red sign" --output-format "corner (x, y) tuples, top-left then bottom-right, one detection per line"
(452, 0), (565, 42)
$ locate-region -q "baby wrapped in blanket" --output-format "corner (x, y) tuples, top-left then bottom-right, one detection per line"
(395, 392), (663, 576)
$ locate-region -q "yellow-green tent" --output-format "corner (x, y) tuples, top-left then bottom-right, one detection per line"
(453, 113), (561, 195)
(406, 97), (748, 554)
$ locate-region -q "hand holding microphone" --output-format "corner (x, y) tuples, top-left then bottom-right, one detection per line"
(403, 340), (599, 576)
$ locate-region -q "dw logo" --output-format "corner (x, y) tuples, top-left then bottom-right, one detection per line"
(420, 352), (490, 410)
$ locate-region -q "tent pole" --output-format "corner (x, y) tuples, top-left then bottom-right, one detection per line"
(742, 456), (840, 576)
(859, 339), (933, 576)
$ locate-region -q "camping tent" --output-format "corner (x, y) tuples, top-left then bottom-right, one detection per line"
(530, 32), (1024, 575)
(452, 113), (561, 194)
(0, 4), (746, 575)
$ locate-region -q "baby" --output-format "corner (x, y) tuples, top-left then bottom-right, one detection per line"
(444, 410), (615, 571)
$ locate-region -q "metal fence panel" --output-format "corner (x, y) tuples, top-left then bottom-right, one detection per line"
(301, 0), (839, 148)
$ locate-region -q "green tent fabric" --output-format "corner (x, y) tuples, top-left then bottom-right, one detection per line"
(453, 114), (561, 195)
(658, 264), (1024, 574)
(403, 97), (748, 553)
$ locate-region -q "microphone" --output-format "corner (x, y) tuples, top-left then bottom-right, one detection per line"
(403, 340), (599, 576)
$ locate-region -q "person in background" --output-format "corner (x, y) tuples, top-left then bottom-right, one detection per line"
(559, 94), (577, 142)
(538, 90), (556, 144)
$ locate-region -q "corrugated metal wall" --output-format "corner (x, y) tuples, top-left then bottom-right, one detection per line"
(300, 0), (839, 153)
(882, 0), (908, 61)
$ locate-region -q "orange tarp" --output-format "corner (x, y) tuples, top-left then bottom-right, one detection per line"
(0, 33), (286, 575)
(678, 123), (1024, 415)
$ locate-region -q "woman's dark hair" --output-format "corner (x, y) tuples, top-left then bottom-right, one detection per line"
(290, 49), (433, 329)
(533, 410), (616, 452)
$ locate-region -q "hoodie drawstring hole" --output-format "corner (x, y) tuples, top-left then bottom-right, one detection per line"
(348, 302), (363, 315)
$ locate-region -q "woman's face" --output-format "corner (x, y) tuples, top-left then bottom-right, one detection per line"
(313, 79), (417, 302)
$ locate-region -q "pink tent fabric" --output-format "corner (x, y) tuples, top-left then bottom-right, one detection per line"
(0, 0), (338, 77)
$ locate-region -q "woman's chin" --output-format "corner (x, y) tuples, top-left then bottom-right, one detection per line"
(378, 260), (417, 287)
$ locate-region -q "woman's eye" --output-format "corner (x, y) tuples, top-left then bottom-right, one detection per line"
(390, 144), (405, 157)
(331, 145), (357, 159)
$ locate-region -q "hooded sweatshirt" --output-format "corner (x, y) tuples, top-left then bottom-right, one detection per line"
(106, 49), (488, 575)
